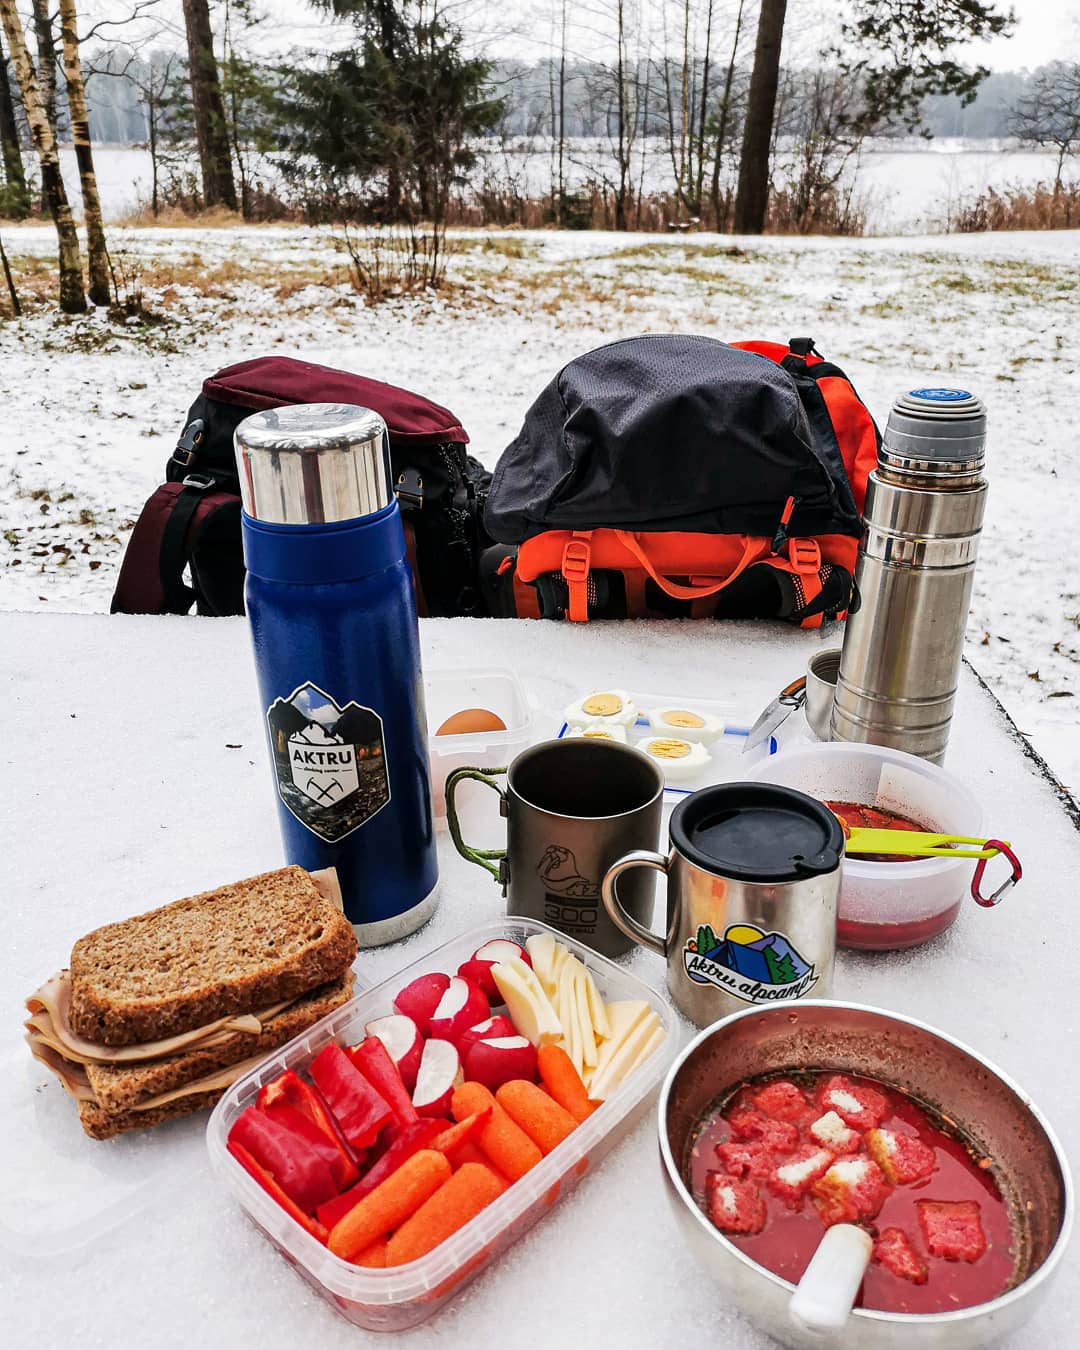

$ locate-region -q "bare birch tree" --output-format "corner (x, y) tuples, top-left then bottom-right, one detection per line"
(0, 0), (85, 311)
(58, 0), (109, 303)
(0, 30), (29, 213)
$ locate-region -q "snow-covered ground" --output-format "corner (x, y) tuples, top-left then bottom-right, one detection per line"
(1, 223), (1077, 792)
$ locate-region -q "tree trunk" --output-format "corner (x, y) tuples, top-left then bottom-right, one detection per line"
(0, 229), (20, 314)
(710, 0), (745, 230)
(733, 0), (787, 234)
(0, 30), (28, 211)
(30, 0), (56, 130)
(57, 0), (109, 304)
(181, 0), (237, 211)
(0, 0), (85, 312)
(614, 0), (628, 230)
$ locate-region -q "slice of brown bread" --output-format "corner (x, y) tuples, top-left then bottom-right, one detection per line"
(78, 1089), (226, 1140)
(69, 866), (357, 1047)
(84, 973), (355, 1114)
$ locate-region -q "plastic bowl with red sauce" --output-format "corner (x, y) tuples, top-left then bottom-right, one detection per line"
(687, 1069), (1015, 1315)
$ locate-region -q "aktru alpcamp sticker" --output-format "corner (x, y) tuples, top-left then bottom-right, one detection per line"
(267, 682), (390, 842)
(683, 922), (817, 1004)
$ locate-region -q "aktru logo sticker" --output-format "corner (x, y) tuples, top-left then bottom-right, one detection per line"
(267, 682), (390, 842)
(683, 922), (817, 1005)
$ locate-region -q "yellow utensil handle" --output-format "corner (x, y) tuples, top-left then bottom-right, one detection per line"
(844, 829), (1011, 861)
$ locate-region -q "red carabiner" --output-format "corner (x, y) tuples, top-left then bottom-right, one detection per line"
(971, 840), (1022, 908)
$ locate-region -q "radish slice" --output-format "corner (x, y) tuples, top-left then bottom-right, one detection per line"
(364, 1013), (424, 1094)
(412, 1039), (462, 1118)
(428, 976), (490, 1045)
(458, 1014), (516, 1060)
(475, 939), (531, 968)
(463, 1035), (538, 1091)
(393, 972), (451, 1036)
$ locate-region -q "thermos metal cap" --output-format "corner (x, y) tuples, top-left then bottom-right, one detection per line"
(882, 388), (987, 475)
(234, 403), (393, 525)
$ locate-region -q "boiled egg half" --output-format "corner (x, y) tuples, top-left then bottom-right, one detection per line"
(567, 723), (629, 743)
(564, 689), (638, 729)
(638, 735), (711, 782)
(645, 705), (724, 744)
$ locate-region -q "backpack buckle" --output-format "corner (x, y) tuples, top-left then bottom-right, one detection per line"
(788, 538), (821, 575)
(182, 472), (216, 491)
(561, 533), (592, 623)
(395, 467), (424, 508)
(172, 418), (205, 469)
(561, 535), (592, 582)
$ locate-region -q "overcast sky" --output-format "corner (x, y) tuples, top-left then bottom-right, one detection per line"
(73, 0), (1080, 69)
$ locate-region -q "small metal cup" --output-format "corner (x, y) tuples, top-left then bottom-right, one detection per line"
(805, 647), (841, 741)
(602, 783), (843, 1026)
(446, 739), (664, 958)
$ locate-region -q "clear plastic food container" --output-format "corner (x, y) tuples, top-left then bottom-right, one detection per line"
(746, 743), (983, 951)
(206, 919), (677, 1332)
(426, 669), (535, 831)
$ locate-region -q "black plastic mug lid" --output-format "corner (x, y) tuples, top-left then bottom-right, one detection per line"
(669, 782), (844, 884)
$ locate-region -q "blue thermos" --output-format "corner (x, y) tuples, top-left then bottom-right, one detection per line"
(234, 403), (438, 945)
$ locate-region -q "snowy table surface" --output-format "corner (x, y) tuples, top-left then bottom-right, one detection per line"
(2, 613), (1077, 1350)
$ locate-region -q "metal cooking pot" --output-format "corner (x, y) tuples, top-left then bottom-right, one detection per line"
(658, 1001), (1072, 1349)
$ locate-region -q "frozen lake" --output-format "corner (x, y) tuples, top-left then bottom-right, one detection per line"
(43, 139), (1071, 235)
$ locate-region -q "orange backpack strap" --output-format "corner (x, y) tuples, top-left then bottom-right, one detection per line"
(762, 537), (826, 629)
(612, 530), (771, 601)
(561, 531), (593, 622)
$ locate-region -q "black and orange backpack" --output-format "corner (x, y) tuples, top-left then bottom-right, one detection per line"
(481, 335), (879, 629)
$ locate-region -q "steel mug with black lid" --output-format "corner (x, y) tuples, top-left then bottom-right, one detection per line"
(235, 403), (438, 945)
(601, 782), (844, 1026)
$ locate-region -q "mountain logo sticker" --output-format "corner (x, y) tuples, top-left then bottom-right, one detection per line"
(682, 923), (817, 1005)
(267, 682), (390, 842)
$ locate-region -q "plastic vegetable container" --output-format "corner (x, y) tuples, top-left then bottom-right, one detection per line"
(206, 919), (677, 1332)
(746, 743), (982, 951)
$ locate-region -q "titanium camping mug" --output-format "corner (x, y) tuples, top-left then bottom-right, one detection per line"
(602, 783), (845, 1027)
(445, 739), (664, 958)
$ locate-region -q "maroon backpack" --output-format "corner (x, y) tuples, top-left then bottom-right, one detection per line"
(111, 356), (490, 617)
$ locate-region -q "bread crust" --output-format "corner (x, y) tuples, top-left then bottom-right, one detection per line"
(78, 1090), (226, 1140)
(84, 973), (355, 1114)
(69, 866), (358, 1047)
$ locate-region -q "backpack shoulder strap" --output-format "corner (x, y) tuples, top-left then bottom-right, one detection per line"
(111, 479), (237, 615)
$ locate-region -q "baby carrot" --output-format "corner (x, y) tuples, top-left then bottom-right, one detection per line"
(328, 1149), (451, 1260)
(452, 1139), (492, 1170)
(496, 1079), (578, 1154)
(352, 1238), (388, 1268)
(386, 1163), (507, 1267)
(537, 1044), (599, 1124)
(452, 1081), (542, 1181)
(431, 1109), (491, 1162)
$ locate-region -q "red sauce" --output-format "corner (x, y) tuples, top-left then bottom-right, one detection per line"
(686, 1070), (1016, 1315)
(825, 799), (928, 863)
(837, 903), (962, 951)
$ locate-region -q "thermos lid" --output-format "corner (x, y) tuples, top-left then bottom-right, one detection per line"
(234, 403), (393, 525)
(882, 388), (987, 474)
(670, 783), (844, 884)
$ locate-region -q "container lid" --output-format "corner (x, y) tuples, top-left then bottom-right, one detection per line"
(670, 782), (844, 884)
(882, 388), (987, 474)
(234, 403), (392, 525)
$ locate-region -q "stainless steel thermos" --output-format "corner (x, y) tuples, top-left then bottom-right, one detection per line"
(235, 403), (438, 944)
(832, 388), (988, 765)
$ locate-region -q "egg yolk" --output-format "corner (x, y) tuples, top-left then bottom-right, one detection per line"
(661, 710), (706, 729)
(582, 692), (624, 717)
(648, 738), (692, 759)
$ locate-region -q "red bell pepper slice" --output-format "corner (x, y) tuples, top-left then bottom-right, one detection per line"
(310, 1043), (394, 1150)
(228, 1105), (340, 1215)
(256, 1069), (359, 1189)
(347, 1036), (419, 1130)
(430, 1108), (492, 1162)
(315, 1117), (447, 1229)
(228, 1139), (329, 1243)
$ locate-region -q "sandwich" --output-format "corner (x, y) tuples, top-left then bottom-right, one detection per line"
(25, 865), (357, 1140)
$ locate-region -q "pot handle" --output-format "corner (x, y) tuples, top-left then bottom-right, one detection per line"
(788, 1224), (872, 1337)
(601, 850), (669, 958)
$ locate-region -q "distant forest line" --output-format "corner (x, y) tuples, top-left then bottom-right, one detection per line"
(78, 58), (1041, 146)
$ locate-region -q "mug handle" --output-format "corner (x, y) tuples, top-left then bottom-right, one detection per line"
(602, 850), (670, 958)
(445, 766), (509, 883)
